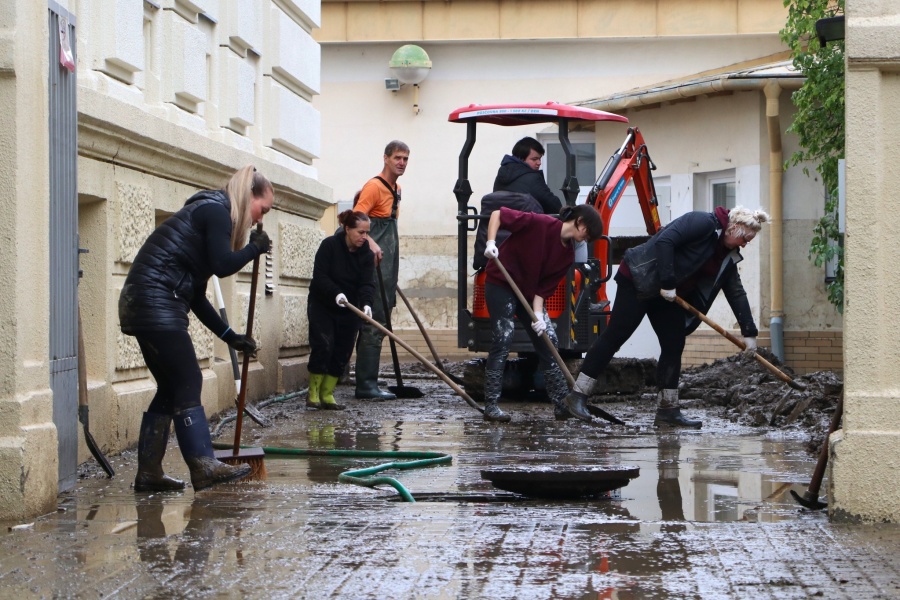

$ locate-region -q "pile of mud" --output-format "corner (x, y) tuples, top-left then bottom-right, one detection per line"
(677, 350), (843, 453)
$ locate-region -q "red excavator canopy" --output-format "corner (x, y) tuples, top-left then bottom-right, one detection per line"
(448, 102), (629, 126)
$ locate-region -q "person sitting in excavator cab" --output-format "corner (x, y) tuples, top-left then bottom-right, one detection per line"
(493, 136), (562, 215)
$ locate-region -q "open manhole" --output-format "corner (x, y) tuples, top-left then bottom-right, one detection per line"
(481, 465), (640, 498)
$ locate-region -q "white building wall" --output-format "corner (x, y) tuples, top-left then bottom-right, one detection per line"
(320, 38), (840, 353)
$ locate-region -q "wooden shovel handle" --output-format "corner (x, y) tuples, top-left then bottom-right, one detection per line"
(491, 257), (576, 388)
(233, 223), (263, 454)
(673, 295), (806, 391)
(341, 300), (484, 414)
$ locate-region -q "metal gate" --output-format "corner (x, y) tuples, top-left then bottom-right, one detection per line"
(48, 2), (78, 492)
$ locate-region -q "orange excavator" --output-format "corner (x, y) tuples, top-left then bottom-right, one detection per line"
(450, 102), (663, 358)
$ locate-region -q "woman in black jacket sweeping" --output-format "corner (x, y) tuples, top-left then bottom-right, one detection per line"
(307, 210), (375, 410)
(119, 165), (273, 492)
(565, 205), (769, 428)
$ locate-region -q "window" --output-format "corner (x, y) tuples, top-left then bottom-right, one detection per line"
(711, 179), (736, 210)
(539, 134), (596, 204)
(693, 169), (736, 212)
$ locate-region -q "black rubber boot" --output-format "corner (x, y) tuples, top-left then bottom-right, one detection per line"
(483, 368), (511, 422)
(653, 389), (702, 429)
(653, 407), (703, 429)
(564, 391), (593, 423)
(543, 368), (572, 421)
(354, 344), (396, 400)
(173, 406), (251, 491)
(134, 412), (185, 492)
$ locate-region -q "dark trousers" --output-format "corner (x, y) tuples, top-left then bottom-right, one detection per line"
(308, 301), (361, 377)
(580, 275), (686, 390)
(134, 329), (203, 415)
(484, 283), (559, 372)
(357, 217), (398, 353)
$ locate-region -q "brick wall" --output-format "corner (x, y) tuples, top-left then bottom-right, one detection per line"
(382, 328), (844, 376)
(683, 329), (843, 375)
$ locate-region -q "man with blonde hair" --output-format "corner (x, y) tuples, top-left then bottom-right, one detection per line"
(565, 205), (770, 428)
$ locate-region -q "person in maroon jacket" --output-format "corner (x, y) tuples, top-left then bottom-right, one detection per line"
(481, 205), (603, 422)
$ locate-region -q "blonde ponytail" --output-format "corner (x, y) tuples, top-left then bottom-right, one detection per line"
(224, 165), (272, 251)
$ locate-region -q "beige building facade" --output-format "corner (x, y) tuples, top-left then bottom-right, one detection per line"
(830, 0), (900, 522)
(1, 0), (328, 521)
(314, 0), (842, 372)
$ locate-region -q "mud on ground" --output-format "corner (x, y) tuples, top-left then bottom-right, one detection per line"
(577, 349), (842, 455)
(456, 350), (843, 456)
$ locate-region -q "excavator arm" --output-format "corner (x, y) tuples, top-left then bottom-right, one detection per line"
(587, 127), (663, 307)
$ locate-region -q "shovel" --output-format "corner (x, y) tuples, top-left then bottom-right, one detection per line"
(396, 286), (467, 387)
(375, 265), (423, 398)
(341, 300), (484, 414)
(490, 257), (625, 426)
(791, 392), (843, 510)
(672, 295), (806, 391)
(77, 305), (114, 478)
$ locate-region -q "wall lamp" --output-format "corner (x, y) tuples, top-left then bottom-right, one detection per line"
(387, 44), (431, 115)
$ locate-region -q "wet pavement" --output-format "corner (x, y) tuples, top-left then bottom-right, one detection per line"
(3, 375), (900, 599)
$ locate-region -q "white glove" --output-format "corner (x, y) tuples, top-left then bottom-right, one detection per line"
(336, 293), (348, 307)
(363, 305), (372, 318)
(744, 336), (757, 351)
(531, 315), (548, 336)
(484, 240), (499, 260)
(660, 288), (676, 302)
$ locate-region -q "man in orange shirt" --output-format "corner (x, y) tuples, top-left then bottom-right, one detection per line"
(354, 140), (410, 399)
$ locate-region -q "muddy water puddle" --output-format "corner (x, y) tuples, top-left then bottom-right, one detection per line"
(1, 390), (848, 599)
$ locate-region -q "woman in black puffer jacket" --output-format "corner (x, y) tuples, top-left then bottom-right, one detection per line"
(119, 165), (273, 492)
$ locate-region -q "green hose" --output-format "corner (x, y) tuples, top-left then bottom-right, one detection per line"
(211, 442), (452, 502)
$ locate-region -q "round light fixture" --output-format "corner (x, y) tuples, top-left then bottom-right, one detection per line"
(389, 44), (432, 85)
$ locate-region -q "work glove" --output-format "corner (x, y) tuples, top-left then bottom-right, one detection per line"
(531, 314), (548, 336)
(659, 288), (676, 302)
(484, 240), (499, 260)
(228, 334), (258, 358)
(250, 229), (272, 254)
(336, 293), (348, 307)
(363, 305), (372, 318)
(744, 337), (757, 351)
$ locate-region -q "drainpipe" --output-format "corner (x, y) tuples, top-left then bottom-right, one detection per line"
(764, 81), (785, 362)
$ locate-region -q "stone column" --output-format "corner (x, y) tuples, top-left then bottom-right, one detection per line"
(0, 1), (60, 520)
(831, 1), (900, 522)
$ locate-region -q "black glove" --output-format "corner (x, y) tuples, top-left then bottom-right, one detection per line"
(250, 229), (271, 254)
(227, 333), (258, 358)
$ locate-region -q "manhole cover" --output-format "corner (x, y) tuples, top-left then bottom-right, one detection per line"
(481, 465), (640, 498)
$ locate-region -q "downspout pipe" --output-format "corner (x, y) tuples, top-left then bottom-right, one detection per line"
(764, 81), (785, 362)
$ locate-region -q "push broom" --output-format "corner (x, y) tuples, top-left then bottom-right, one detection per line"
(213, 223), (267, 480)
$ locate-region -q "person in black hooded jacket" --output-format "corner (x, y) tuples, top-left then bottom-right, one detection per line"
(564, 205), (770, 429)
(493, 136), (563, 215)
(119, 165), (273, 492)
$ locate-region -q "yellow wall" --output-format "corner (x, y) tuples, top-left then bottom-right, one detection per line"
(318, 0), (789, 42)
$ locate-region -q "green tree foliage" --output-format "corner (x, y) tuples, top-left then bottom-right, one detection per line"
(780, 0), (845, 311)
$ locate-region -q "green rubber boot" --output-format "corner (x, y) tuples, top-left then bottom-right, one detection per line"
(307, 373), (324, 408)
(320, 375), (346, 410)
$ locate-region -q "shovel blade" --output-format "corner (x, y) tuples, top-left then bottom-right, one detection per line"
(586, 404), (627, 426)
(790, 489), (827, 510)
(388, 385), (425, 399)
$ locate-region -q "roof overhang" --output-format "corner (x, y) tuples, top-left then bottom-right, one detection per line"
(578, 59), (806, 113)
